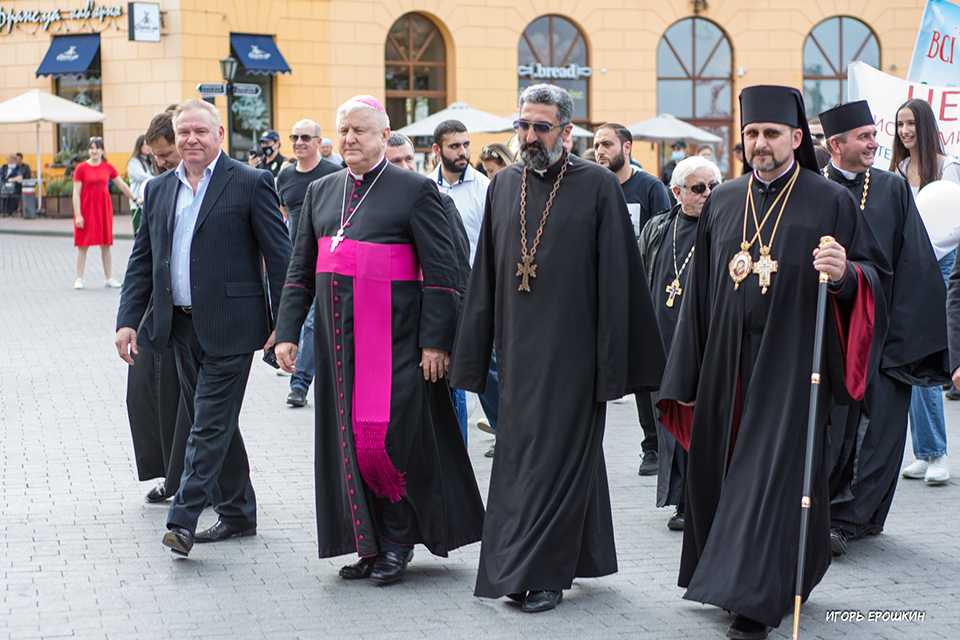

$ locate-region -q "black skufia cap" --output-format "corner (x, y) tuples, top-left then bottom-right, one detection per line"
(739, 85), (818, 173)
(818, 101), (874, 138)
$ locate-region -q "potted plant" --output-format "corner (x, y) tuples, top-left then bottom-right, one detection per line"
(44, 177), (74, 218)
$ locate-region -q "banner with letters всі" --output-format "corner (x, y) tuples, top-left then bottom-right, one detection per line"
(907, 0), (960, 87)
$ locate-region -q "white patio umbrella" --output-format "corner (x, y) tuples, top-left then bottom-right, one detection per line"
(0, 88), (108, 208)
(626, 113), (723, 144)
(395, 102), (515, 136)
(503, 112), (594, 138)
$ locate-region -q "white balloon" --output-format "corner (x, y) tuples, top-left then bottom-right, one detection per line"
(915, 180), (960, 260)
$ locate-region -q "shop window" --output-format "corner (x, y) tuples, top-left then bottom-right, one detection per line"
(657, 17), (733, 177)
(385, 13), (447, 134)
(54, 54), (102, 164)
(517, 15), (590, 125)
(803, 17), (879, 117)
(228, 70), (274, 160)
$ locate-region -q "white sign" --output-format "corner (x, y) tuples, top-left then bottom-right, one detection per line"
(0, 1), (123, 35)
(232, 83), (262, 97)
(517, 62), (592, 80)
(196, 83), (227, 97)
(128, 2), (160, 42)
(847, 61), (960, 162)
(56, 46), (79, 62)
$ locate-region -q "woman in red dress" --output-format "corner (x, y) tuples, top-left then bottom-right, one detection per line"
(72, 137), (139, 289)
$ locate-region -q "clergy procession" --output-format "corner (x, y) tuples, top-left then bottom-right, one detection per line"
(97, 75), (960, 639)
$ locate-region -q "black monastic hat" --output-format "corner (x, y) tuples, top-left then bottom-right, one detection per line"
(818, 101), (874, 139)
(739, 85), (819, 173)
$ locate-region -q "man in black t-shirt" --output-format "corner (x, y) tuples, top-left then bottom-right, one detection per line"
(276, 120), (339, 408)
(249, 129), (287, 177)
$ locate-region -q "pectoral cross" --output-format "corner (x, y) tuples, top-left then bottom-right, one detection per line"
(516, 254), (537, 292)
(330, 227), (345, 252)
(665, 278), (682, 307)
(753, 251), (778, 294)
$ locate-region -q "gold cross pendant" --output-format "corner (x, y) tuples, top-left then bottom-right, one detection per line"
(665, 278), (682, 307)
(516, 254), (537, 292)
(753, 250), (778, 294)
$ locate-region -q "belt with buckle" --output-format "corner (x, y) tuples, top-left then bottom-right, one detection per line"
(175, 306), (192, 315)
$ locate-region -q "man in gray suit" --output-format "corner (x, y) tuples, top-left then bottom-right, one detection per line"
(116, 99), (292, 557)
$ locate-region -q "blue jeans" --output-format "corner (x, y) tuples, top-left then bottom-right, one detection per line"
(291, 305), (315, 393)
(477, 350), (499, 434)
(452, 388), (468, 444)
(907, 248), (954, 459)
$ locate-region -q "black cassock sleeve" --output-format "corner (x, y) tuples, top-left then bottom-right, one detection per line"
(274, 181), (319, 346)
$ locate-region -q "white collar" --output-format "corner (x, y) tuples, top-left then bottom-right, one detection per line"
(175, 150), (221, 184)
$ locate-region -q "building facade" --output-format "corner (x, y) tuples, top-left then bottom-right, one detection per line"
(0, 0), (927, 187)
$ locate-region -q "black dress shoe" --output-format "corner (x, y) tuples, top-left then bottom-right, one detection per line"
(369, 548), (414, 585)
(522, 590), (562, 613)
(726, 614), (769, 639)
(145, 481), (169, 503)
(287, 387), (308, 407)
(162, 526), (194, 557)
(339, 556), (377, 579)
(194, 520), (257, 543)
(667, 506), (684, 531)
(638, 451), (658, 476)
(830, 528), (849, 556)
(506, 592), (526, 603)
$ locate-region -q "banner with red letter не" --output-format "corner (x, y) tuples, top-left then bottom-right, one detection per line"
(907, 0), (960, 87)
(847, 61), (960, 165)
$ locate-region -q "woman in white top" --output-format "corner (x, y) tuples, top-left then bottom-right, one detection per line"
(126, 135), (154, 234)
(891, 98), (959, 485)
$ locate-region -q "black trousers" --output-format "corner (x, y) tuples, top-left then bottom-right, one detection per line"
(166, 309), (257, 532)
(636, 391), (658, 455)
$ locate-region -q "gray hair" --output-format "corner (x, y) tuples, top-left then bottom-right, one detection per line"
(388, 132), (413, 150)
(336, 98), (390, 132)
(293, 119), (322, 137)
(670, 156), (722, 190)
(518, 84), (574, 126)
(173, 99), (222, 129)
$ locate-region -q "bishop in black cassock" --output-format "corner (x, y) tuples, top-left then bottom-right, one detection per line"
(657, 86), (891, 639)
(274, 96), (484, 585)
(451, 85), (664, 613)
(818, 102), (950, 552)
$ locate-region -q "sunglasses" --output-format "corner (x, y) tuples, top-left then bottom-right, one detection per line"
(811, 133), (825, 140)
(288, 134), (317, 142)
(683, 181), (720, 194)
(89, 136), (103, 142)
(513, 120), (567, 135)
(481, 147), (501, 161)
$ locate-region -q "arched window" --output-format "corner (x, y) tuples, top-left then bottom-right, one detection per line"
(657, 17), (733, 176)
(803, 17), (880, 117)
(385, 13), (447, 129)
(517, 15), (590, 125)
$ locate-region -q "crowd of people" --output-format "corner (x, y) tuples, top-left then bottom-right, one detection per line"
(0, 152), (31, 216)
(110, 83), (958, 640)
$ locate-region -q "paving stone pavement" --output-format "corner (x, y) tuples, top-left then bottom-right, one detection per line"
(2, 228), (959, 639)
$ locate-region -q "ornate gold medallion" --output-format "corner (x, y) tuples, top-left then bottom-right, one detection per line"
(728, 242), (753, 290)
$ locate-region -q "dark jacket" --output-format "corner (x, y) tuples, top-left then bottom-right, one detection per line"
(638, 203), (682, 287)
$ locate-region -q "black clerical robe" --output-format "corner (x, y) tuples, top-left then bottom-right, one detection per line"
(451, 152), (666, 598)
(275, 159), (485, 560)
(657, 166), (891, 628)
(639, 204), (698, 507)
(825, 165), (950, 539)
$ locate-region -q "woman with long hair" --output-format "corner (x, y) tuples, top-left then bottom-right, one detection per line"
(891, 98), (960, 485)
(127, 134), (154, 234)
(478, 143), (515, 178)
(73, 137), (140, 289)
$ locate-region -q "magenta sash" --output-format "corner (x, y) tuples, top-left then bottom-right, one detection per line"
(316, 237), (422, 502)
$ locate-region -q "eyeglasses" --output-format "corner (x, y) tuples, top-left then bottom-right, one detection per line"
(481, 147), (501, 161)
(289, 134), (317, 142)
(682, 181), (719, 194)
(513, 120), (568, 135)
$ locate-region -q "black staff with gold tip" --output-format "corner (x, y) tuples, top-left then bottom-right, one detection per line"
(792, 234), (834, 640)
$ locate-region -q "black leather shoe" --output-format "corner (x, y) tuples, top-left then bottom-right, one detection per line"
(946, 386), (960, 401)
(485, 442), (496, 458)
(162, 526), (194, 557)
(339, 556), (377, 580)
(194, 520), (257, 543)
(370, 548), (414, 585)
(145, 481), (169, 503)
(830, 528), (849, 556)
(506, 592), (526, 603)
(667, 506), (684, 531)
(287, 387), (308, 407)
(522, 590), (562, 613)
(638, 451), (658, 476)
(726, 614), (769, 639)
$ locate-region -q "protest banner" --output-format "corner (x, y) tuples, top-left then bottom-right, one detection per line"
(907, 0), (960, 87)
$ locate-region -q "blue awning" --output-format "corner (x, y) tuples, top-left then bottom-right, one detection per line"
(36, 35), (101, 78)
(230, 34), (291, 76)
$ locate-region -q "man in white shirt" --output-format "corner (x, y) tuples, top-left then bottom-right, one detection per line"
(432, 120), (490, 264)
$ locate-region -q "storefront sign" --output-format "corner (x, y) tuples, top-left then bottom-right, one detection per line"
(128, 2), (159, 42)
(0, 1), (123, 35)
(517, 63), (592, 80)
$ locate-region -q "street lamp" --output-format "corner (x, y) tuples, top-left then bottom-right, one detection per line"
(220, 56), (238, 157)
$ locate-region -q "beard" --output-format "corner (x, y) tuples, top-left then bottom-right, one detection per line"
(605, 149), (625, 173)
(440, 153), (467, 175)
(520, 134), (565, 170)
(748, 147), (791, 173)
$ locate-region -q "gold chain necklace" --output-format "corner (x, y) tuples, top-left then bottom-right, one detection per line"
(517, 159), (568, 292)
(665, 214), (695, 307)
(822, 164), (870, 210)
(728, 164), (800, 293)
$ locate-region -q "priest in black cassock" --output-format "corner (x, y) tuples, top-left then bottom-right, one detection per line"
(656, 86), (892, 640)
(639, 155), (721, 532)
(819, 101), (950, 555)
(274, 96), (484, 585)
(450, 84), (665, 613)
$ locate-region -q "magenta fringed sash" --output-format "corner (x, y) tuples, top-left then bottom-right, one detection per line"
(316, 237), (422, 502)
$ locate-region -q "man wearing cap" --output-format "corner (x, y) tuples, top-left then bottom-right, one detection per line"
(656, 86), (890, 639)
(320, 137), (343, 166)
(818, 101), (949, 556)
(249, 129), (286, 178)
(273, 95), (484, 586)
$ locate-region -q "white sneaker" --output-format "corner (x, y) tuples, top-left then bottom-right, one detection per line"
(74, 278), (85, 289)
(902, 459), (928, 479)
(925, 455), (950, 485)
(104, 277), (123, 288)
